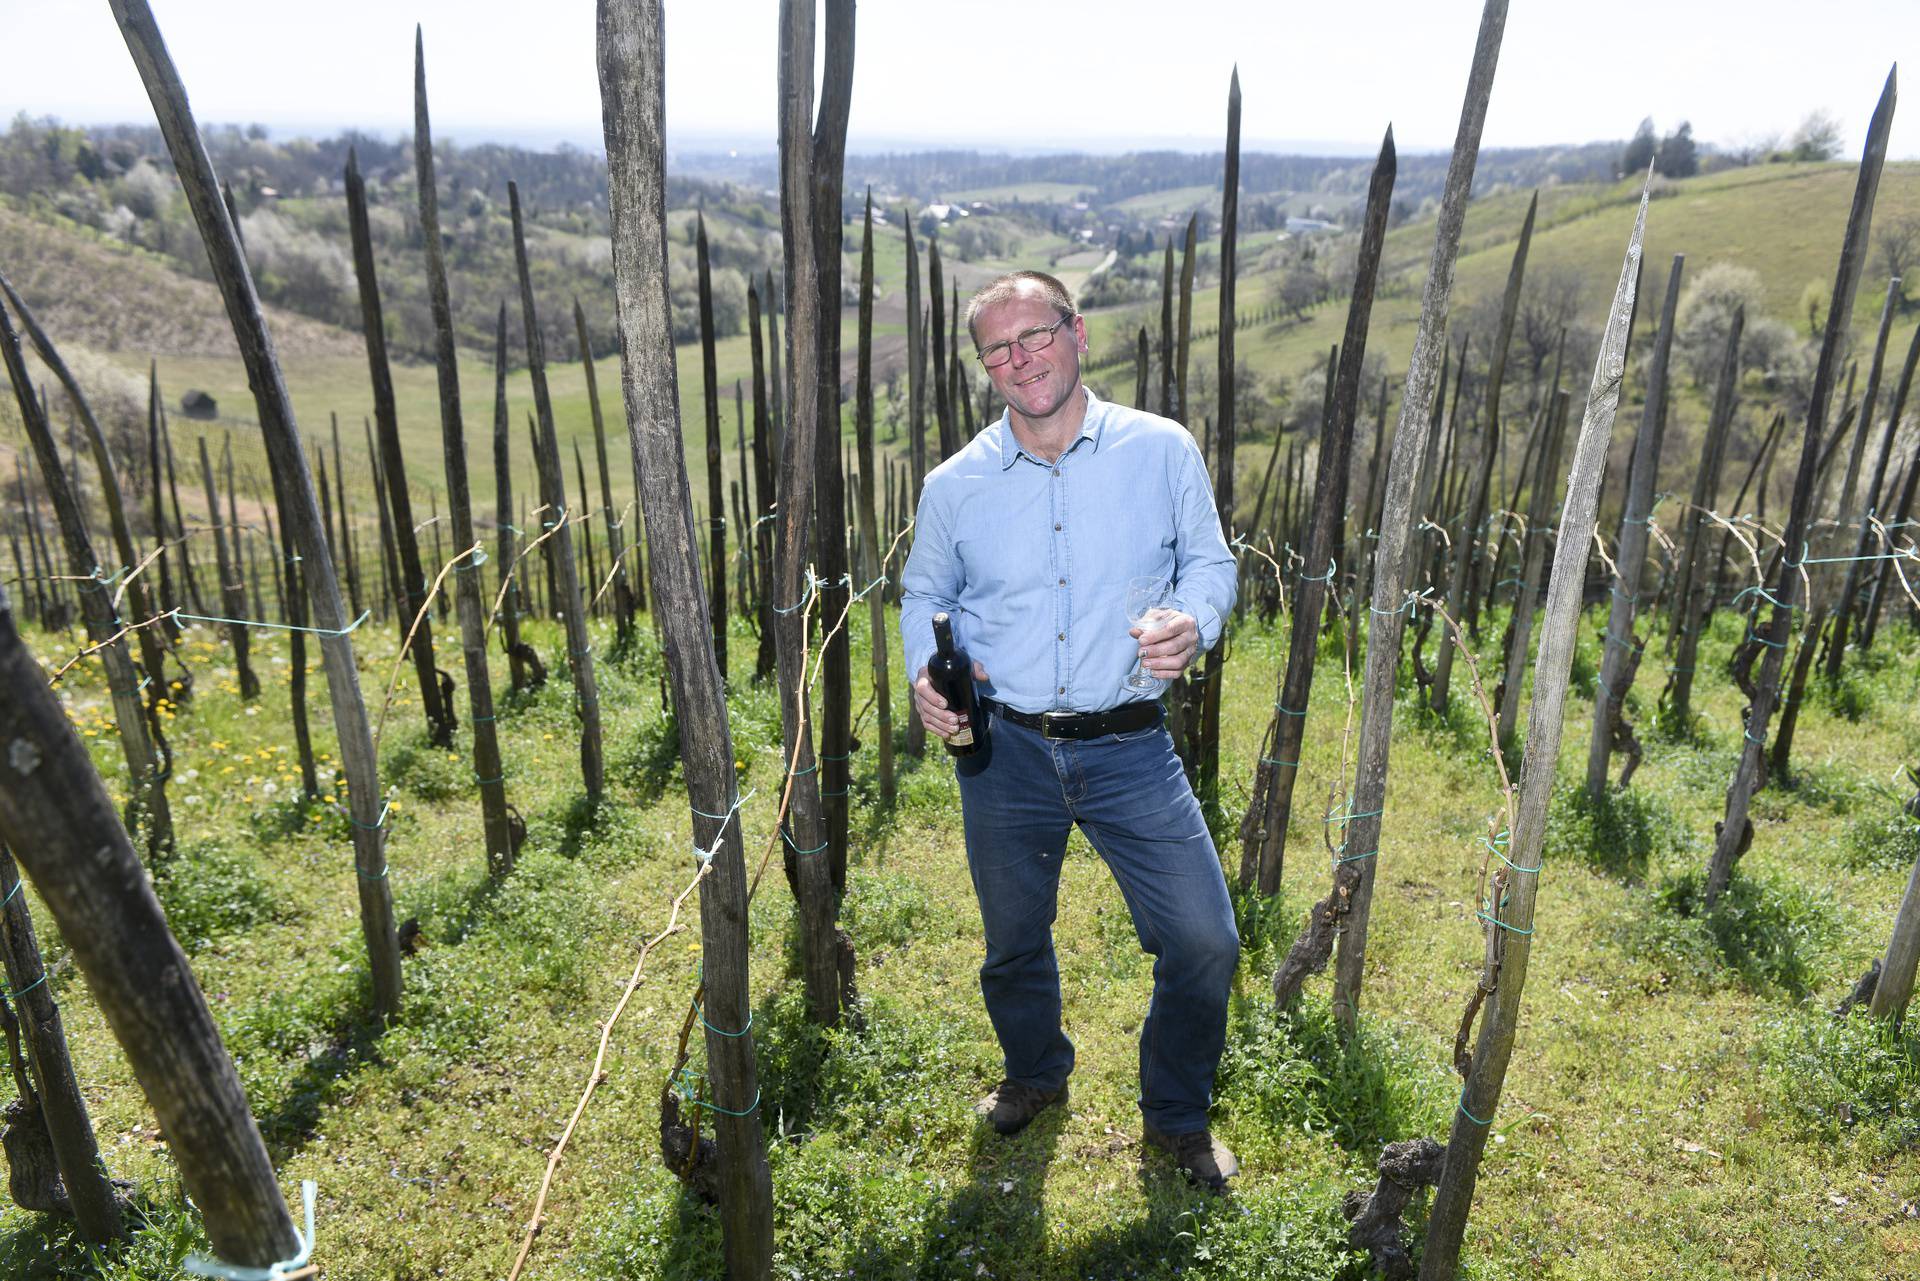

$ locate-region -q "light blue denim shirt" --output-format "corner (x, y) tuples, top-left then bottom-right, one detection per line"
(899, 389), (1237, 715)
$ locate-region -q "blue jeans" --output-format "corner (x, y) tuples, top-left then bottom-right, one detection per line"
(955, 708), (1239, 1135)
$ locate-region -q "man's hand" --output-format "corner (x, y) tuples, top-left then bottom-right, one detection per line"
(914, 661), (989, 740)
(1131, 609), (1200, 680)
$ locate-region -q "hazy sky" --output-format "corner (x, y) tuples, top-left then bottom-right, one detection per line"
(4, 1), (1914, 158)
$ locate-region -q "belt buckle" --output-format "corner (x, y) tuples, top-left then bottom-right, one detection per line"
(1040, 711), (1072, 740)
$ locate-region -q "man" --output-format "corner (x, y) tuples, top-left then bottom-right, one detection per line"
(899, 270), (1241, 1192)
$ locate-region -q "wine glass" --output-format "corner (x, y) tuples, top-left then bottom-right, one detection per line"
(1124, 574), (1173, 691)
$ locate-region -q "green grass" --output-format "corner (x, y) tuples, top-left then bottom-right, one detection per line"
(5, 577), (1918, 1277)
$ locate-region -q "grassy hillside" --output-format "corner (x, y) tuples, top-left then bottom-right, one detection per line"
(2, 595), (1914, 1278)
(3, 159), (1917, 557)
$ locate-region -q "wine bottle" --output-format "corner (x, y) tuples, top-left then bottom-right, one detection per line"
(929, 611), (981, 757)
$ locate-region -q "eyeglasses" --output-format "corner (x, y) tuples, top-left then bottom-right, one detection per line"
(977, 313), (1076, 368)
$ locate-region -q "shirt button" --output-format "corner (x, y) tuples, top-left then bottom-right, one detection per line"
(1058, 686), (1065, 694)
(1057, 632), (1065, 640)
(1058, 577), (1066, 585)
(1051, 468), (1060, 476)
(1054, 523), (1062, 531)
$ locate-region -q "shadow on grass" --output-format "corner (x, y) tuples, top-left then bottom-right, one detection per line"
(610, 705), (683, 811)
(255, 980), (389, 1159)
(1635, 870), (1841, 999)
(1543, 782), (1679, 884)
(1216, 993), (1450, 1158)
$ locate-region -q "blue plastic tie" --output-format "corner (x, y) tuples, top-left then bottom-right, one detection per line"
(1275, 702), (1307, 717)
(693, 997), (755, 1038)
(184, 1179), (317, 1280)
(1476, 910), (1533, 936)
(0, 880), (22, 910)
(781, 828), (829, 857)
(1457, 1090), (1493, 1127)
(1261, 756), (1298, 768)
(0, 972), (47, 1001)
(349, 800), (393, 832)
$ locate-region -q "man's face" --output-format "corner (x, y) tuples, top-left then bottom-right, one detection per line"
(973, 288), (1088, 424)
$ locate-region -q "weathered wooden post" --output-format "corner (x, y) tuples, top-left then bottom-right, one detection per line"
(1826, 315), (1917, 674)
(1586, 254), (1683, 799)
(747, 282), (778, 681)
(0, 272), (178, 717)
(805, 16), (856, 887)
(329, 415), (361, 619)
(900, 207), (928, 758)
(509, 182), (606, 805)
(1193, 67), (1241, 806)
(112, 0), (403, 1020)
(598, 5), (775, 1271)
(1419, 183), (1650, 1281)
(775, 0), (853, 1028)
(854, 193), (896, 809)
(1432, 194), (1534, 711)
(196, 437), (260, 700)
(345, 148), (456, 748)
(575, 300), (636, 651)
(1862, 431), (1920, 648)
(416, 30), (517, 880)
(1707, 67), (1895, 908)
(492, 306), (541, 692)
(0, 308), (174, 866)
(573, 445), (600, 620)
(0, 583), (303, 1271)
(1661, 306), (1743, 729)
(929, 230), (953, 460)
(0, 839), (126, 1241)
(1493, 389), (1568, 757)
(1272, 0), (1507, 1034)
(695, 215), (729, 678)
(1242, 132), (1394, 896)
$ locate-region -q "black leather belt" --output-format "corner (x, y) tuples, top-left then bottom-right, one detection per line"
(981, 697), (1162, 741)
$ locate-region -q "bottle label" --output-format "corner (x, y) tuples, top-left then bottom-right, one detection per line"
(949, 716), (973, 747)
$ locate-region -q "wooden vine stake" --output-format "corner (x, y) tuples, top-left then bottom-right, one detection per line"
(1241, 126), (1394, 895)
(509, 181), (606, 804)
(0, 585), (300, 1268)
(0, 842), (127, 1241)
(1276, 0), (1507, 1036)
(853, 193), (896, 807)
(1707, 66), (1895, 908)
(597, 2), (775, 1271)
(695, 215), (729, 678)
(0, 304), (175, 869)
(1418, 179), (1650, 1281)
(1430, 192), (1534, 715)
(810, 4), (855, 887)
(110, 0), (403, 1020)
(1194, 66), (1240, 806)
(774, 0), (855, 1027)
(415, 31), (517, 879)
(1585, 253), (1683, 799)
(0, 272), (181, 732)
(345, 147), (457, 747)
(1660, 304), (1743, 729)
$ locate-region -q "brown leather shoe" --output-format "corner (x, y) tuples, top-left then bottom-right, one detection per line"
(975, 1079), (1067, 1135)
(1144, 1122), (1239, 1192)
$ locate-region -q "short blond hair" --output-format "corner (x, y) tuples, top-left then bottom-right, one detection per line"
(965, 271), (1077, 346)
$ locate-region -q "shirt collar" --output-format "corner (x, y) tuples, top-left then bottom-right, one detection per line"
(994, 387), (1107, 470)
